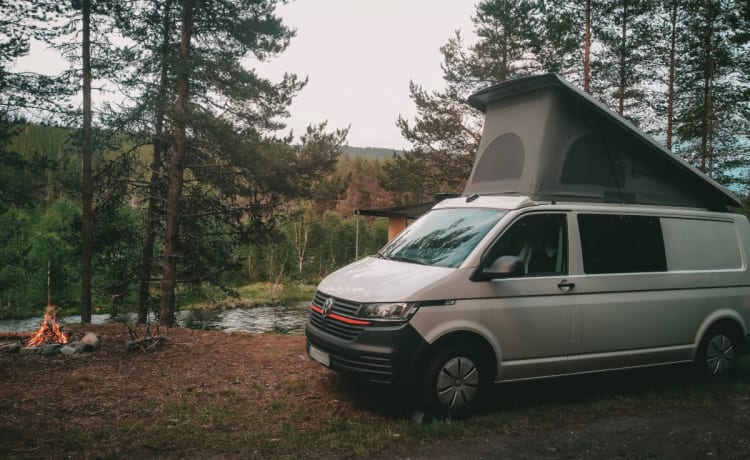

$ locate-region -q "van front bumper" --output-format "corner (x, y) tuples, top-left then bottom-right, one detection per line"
(305, 317), (429, 388)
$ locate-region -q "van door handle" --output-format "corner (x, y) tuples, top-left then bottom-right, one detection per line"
(557, 280), (575, 292)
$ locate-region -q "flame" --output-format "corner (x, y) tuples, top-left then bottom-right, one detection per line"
(27, 305), (68, 347)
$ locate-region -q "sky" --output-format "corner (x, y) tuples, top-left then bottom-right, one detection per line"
(14, 0), (478, 150)
(256, 0), (478, 149)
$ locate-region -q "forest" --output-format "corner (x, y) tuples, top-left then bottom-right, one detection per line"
(0, 0), (748, 323)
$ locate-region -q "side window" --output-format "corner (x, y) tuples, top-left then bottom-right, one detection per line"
(489, 214), (568, 276)
(578, 214), (666, 274)
(661, 218), (742, 270)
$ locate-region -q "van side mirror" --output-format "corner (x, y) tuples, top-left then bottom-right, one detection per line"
(478, 255), (525, 280)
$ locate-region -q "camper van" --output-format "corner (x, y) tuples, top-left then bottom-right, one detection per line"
(305, 75), (750, 416)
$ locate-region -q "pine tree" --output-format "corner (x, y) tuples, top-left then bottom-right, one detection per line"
(157, 0), (305, 325)
(591, 0), (655, 124)
(674, 0), (749, 190)
(58, 0), (123, 323)
(106, 0), (179, 322)
(528, 0), (582, 81)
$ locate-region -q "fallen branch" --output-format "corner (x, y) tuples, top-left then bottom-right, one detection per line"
(0, 332), (31, 340)
(125, 336), (165, 353)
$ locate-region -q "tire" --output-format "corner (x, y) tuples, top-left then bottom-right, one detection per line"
(695, 325), (739, 381)
(421, 345), (490, 417)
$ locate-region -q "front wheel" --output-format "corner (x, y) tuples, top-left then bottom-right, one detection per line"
(695, 325), (739, 381)
(421, 346), (489, 417)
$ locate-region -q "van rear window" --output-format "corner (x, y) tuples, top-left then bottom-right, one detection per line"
(661, 218), (742, 270)
(578, 214), (667, 274)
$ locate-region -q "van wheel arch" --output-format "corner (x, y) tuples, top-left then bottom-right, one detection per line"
(417, 332), (497, 416)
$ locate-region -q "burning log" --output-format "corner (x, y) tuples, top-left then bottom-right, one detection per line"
(27, 305), (68, 347)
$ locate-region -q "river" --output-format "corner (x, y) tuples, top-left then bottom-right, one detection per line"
(0, 302), (311, 335)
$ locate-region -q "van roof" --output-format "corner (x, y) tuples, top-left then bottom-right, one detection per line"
(433, 195), (534, 210)
(433, 195), (741, 220)
(463, 74), (740, 211)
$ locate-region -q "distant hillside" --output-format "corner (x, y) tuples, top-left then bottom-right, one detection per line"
(8, 124), (72, 156)
(343, 146), (403, 159)
(7, 125), (404, 162)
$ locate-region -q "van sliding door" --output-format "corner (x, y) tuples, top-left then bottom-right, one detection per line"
(571, 213), (692, 373)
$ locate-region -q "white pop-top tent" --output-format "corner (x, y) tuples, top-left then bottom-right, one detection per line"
(463, 74), (740, 211)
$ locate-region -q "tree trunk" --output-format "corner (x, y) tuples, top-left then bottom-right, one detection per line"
(666, 1), (677, 151)
(618, 1), (628, 116)
(159, 0), (193, 327)
(137, 0), (173, 323)
(699, 3), (716, 175)
(583, 0), (591, 93)
(80, 0), (93, 324)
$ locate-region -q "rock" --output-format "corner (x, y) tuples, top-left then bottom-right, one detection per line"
(42, 344), (61, 356)
(68, 341), (87, 353)
(19, 346), (42, 355)
(0, 342), (21, 353)
(81, 333), (101, 351)
(60, 345), (78, 356)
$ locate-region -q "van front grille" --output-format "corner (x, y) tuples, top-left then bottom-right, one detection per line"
(309, 292), (365, 341)
(331, 353), (393, 384)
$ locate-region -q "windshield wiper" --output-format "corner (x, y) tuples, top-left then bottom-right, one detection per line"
(387, 255), (428, 265)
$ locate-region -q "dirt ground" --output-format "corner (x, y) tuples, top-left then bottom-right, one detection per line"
(1, 323), (749, 459)
(385, 396), (750, 459)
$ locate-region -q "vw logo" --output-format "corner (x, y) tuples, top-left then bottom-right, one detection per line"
(322, 298), (334, 317)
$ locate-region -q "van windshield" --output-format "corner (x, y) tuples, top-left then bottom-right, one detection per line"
(378, 208), (505, 268)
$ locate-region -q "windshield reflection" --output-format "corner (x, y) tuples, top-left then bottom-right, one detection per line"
(379, 208), (505, 268)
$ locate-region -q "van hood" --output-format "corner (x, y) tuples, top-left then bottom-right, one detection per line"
(317, 256), (460, 303)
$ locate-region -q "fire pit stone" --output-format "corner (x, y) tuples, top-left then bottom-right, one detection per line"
(19, 346), (43, 355)
(2, 331), (102, 356)
(0, 342), (22, 353)
(81, 332), (101, 350)
(42, 343), (62, 356)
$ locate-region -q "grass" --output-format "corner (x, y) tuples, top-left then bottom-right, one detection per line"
(182, 281), (316, 310)
(282, 359), (750, 457)
(302, 369), (750, 458)
(60, 362), (750, 457)
(3, 325), (749, 458)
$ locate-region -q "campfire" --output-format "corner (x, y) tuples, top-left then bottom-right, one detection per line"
(27, 305), (68, 347)
(0, 304), (101, 356)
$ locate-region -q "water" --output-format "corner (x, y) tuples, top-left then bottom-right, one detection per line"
(0, 301), (311, 335)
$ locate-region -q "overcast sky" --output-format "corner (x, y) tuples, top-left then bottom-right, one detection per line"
(14, 0), (478, 150)
(257, 0), (478, 149)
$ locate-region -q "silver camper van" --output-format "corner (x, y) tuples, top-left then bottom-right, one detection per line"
(305, 75), (750, 416)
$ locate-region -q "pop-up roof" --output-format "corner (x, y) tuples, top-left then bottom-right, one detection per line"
(464, 74), (740, 211)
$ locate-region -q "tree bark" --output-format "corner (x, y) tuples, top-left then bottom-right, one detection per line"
(584, 0), (591, 93)
(666, 1), (677, 151)
(80, 0), (93, 324)
(137, 0), (173, 323)
(159, 0), (193, 327)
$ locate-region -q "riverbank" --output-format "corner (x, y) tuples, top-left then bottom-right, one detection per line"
(0, 282), (317, 321)
(1, 323), (750, 458)
(182, 281), (316, 310)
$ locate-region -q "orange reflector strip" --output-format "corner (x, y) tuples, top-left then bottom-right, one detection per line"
(310, 304), (371, 326)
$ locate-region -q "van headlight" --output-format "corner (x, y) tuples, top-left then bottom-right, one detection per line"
(358, 302), (418, 322)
